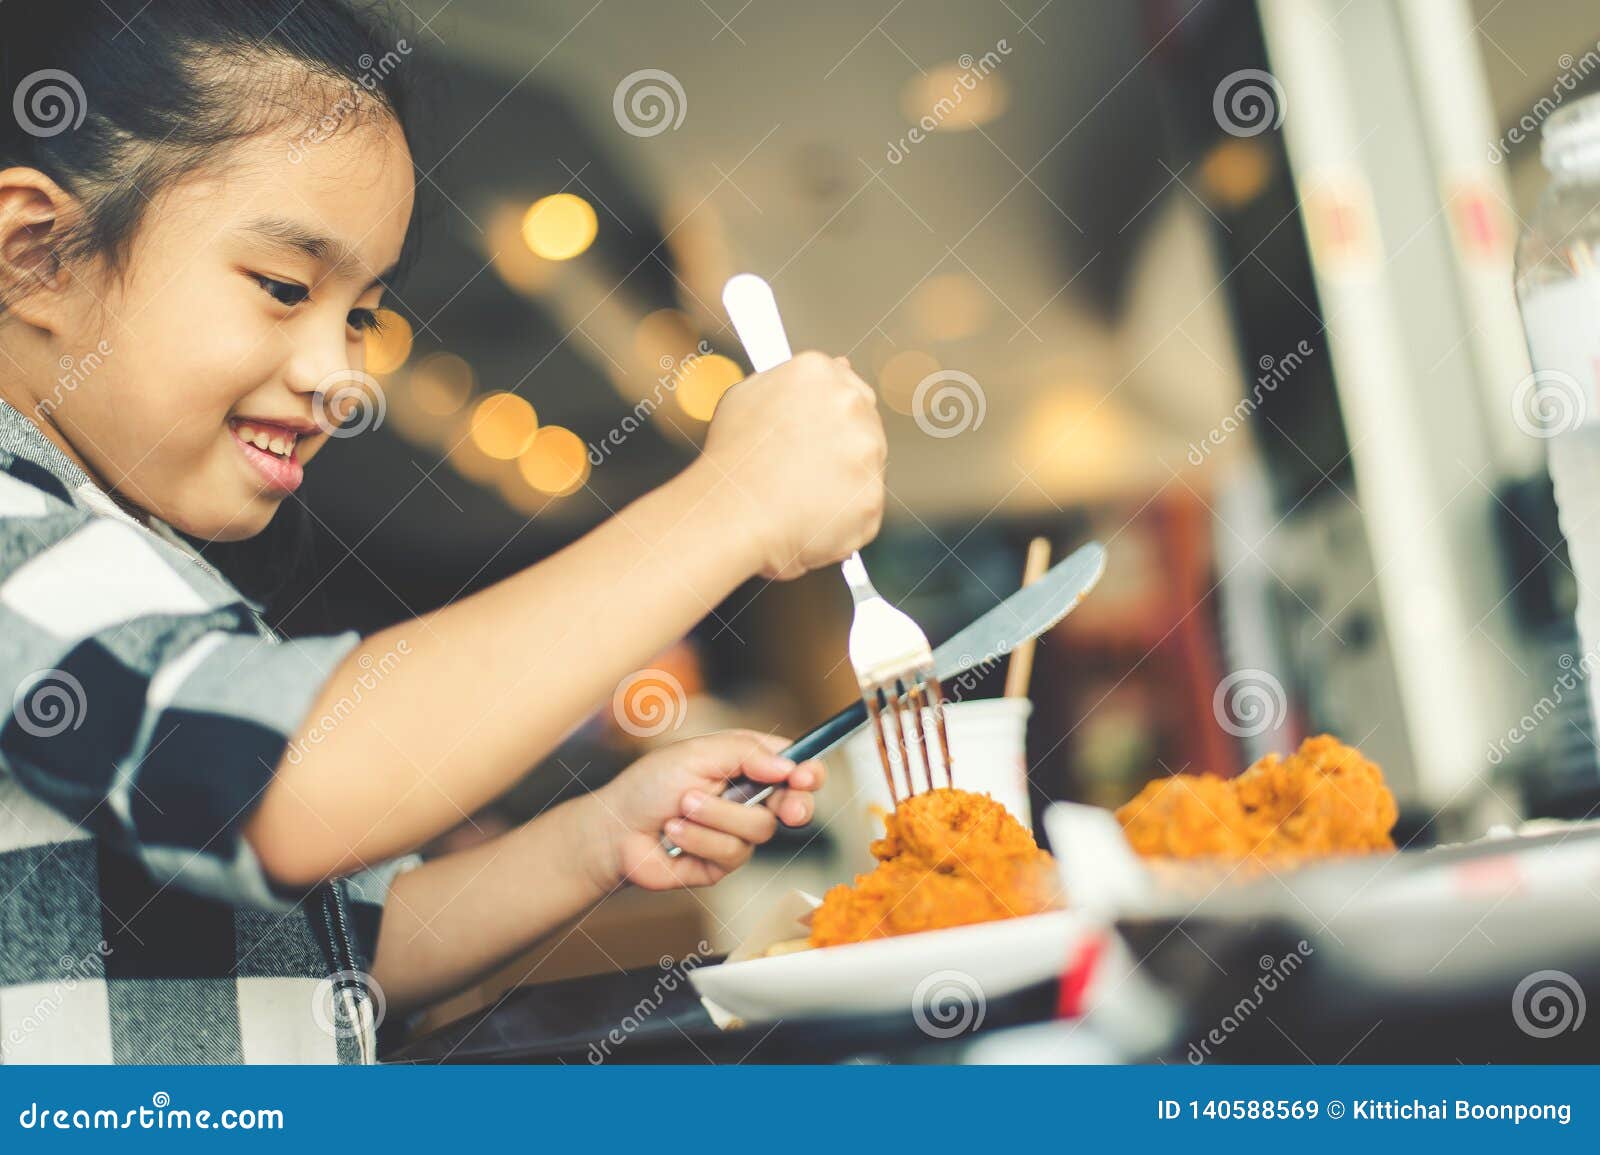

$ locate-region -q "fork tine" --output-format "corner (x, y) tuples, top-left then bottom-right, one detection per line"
(837, 550), (941, 802)
(904, 679), (935, 794)
(882, 681), (915, 797)
(925, 674), (954, 788)
(865, 687), (900, 803)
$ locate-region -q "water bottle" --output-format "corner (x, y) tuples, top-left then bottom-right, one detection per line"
(1515, 93), (1600, 725)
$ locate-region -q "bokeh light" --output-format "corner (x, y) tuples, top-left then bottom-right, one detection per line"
(411, 352), (476, 417)
(877, 349), (941, 415)
(521, 193), (598, 261)
(910, 274), (989, 341)
(364, 309), (413, 374)
(633, 308), (697, 369)
(900, 62), (1009, 131)
(1198, 138), (1272, 211)
(675, 353), (745, 421)
(487, 203), (556, 294)
(518, 425), (591, 495)
(1019, 390), (1130, 493)
(469, 392), (539, 459)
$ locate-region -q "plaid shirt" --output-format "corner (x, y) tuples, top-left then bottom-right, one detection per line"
(0, 399), (414, 1064)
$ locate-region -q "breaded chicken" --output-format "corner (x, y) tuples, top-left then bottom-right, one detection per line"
(868, 785), (1042, 868)
(1234, 734), (1398, 857)
(1114, 773), (1261, 860)
(1115, 734), (1398, 869)
(809, 789), (1059, 948)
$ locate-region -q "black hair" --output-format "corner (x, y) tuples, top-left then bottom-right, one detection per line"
(0, 0), (418, 305)
(1, 0), (423, 620)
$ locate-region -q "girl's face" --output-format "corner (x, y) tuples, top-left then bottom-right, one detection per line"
(48, 114), (415, 540)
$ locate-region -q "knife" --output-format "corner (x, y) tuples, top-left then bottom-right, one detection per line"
(663, 540), (1106, 854)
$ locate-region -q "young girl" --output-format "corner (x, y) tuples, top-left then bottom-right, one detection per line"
(0, 0), (885, 1063)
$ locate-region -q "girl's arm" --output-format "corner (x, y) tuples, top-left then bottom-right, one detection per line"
(367, 795), (613, 1013)
(246, 352), (884, 887)
(368, 731), (825, 1011)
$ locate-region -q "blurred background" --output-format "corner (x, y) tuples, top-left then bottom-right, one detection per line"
(250, 0), (1600, 1012)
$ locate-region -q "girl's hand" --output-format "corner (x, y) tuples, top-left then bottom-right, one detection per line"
(585, 730), (826, 890)
(699, 351), (887, 581)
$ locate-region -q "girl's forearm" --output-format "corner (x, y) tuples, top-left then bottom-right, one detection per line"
(367, 793), (612, 1011)
(246, 459), (762, 885)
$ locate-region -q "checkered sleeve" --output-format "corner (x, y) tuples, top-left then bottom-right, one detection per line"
(0, 467), (361, 913)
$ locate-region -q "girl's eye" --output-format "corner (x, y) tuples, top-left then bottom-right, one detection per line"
(252, 274), (309, 308)
(348, 308), (386, 334)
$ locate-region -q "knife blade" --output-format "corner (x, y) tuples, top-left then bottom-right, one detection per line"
(664, 541), (1106, 851)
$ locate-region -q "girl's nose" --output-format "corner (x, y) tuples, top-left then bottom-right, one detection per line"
(284, 330), (358, 398)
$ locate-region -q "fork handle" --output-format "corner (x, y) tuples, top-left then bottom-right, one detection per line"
(664, 276), (855, 857)
(722, 273), (792, 373)
(724, 275), (867, 587)
(839, 549), (872, 597)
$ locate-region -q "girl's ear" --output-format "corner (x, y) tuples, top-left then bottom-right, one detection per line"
(0, 167), (76, 329)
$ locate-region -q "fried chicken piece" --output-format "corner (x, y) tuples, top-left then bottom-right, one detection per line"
(1114, 734), (1397, 869)
(809, 789), (1059, 948)
(1235, 733), (1398, 857)
(1115, 774), (1261, 860)
(868, 785), (1042, 868)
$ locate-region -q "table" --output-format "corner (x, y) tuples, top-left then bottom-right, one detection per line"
(387, 958), (1061, 1064)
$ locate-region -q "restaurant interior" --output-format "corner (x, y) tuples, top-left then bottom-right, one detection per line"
(234, 0), (1600, 1062)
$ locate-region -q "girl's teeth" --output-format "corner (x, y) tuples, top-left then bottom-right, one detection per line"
(235, 423), (295, 457)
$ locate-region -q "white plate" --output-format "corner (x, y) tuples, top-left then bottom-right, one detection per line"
(688, 908), (1089, 1026)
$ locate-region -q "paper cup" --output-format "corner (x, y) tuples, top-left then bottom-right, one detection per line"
(835, 697), (1034, 829)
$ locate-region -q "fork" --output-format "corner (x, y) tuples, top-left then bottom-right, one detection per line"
(722, 273), (953, 803)
(841, 552), (954, 801)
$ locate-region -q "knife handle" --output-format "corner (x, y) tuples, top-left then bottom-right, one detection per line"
(660, 697), (868, 857)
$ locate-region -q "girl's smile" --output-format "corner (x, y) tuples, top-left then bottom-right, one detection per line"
(0, 0), (876, 1071)
(0, 112), (414, 540)
(229, 416), (321, 494)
